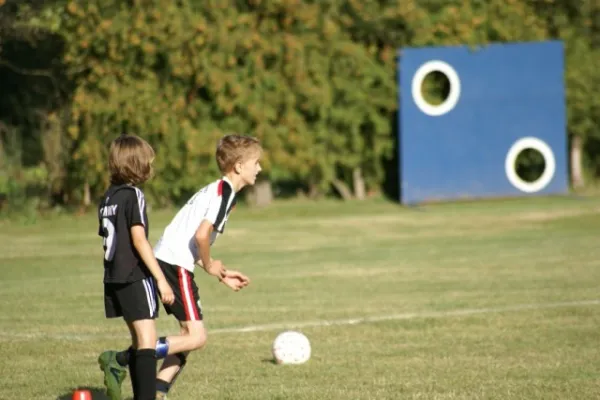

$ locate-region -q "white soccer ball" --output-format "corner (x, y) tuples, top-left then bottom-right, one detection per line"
(272, 331), (311, 365)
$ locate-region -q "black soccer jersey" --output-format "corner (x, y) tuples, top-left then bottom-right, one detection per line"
(98, 184), (152, 283)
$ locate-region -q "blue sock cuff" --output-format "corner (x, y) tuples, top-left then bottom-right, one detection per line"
(155, 337), (169, 359)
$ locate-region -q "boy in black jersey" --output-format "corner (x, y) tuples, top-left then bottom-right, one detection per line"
(97, 134), (174, 400)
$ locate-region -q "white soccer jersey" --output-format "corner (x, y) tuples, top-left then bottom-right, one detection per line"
(154, 177), (236, 273)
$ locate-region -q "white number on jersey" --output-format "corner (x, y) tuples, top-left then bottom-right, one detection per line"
(102, 218), (116, 261)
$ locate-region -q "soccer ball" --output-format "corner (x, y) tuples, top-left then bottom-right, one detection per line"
(272, 331), (311, 365)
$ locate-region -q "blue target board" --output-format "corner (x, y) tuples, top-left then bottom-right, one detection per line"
(398, 40), (568, 205)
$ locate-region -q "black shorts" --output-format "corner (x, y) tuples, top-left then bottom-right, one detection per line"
(104, 277), (159, 322)
(158, 259), (203, 321)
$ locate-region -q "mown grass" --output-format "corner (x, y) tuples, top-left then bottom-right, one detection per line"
(1, 195), (599, 399)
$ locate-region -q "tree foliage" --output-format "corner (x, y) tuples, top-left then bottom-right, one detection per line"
(1, 0), (600, 210)
(29, 0), (397, 204)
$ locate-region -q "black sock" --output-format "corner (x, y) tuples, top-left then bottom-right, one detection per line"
(156, 379), (171, 394)
(128, 350), (138, 396)
(116, 346), (133, 367)
(132, 348), (157, 400)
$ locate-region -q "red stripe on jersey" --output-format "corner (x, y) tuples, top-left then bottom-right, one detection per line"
(217, 180), (224, 196)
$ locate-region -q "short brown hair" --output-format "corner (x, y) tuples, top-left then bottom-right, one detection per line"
(109, 134), (155, 185)
(216, 134), (262, 173)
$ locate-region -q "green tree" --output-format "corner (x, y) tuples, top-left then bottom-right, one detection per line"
(11, 0), (600, 212)
(530, 0), (600, 187)
(39, 0), (398, 205)
(0, 0), (71, 209)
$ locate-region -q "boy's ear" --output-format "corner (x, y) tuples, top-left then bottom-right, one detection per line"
(234, 161), (242, 174)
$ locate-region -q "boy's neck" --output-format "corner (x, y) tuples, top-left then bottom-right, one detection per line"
(224, 173), (245, 192)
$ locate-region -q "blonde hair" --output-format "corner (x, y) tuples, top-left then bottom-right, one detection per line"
(216, 134), (262, 173)
(109, 134), (155, 185)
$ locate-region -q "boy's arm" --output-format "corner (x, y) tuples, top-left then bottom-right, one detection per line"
(123, 191), (174, 304)
(194, 220), (250, 291)
(131, 225), (167, 280)
(131, 225), (175, 304)
(194, 220), (226, 279)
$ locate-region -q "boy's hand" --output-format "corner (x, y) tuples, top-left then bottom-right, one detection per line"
(157, 279), (175, 305)
(221, 270), (250, 291)
(225, 269), (250, 284)
(210, 259), (226, 276)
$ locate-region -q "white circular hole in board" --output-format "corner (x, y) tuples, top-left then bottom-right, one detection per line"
(505, 137), (556, 193)
(411, 60), (461, 116)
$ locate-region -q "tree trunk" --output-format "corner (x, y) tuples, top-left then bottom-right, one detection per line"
(307, 182), (321, 199)
(41, 112), (66, 200)
(246, 179), (273, 207)
(83, 180), (91, 207)
(332, 179), (353, 201)
(352, 167), (366, 200)
(570, 135), (585, 188)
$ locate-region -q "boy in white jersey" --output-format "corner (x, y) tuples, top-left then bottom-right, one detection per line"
(100, 134), (261, 399)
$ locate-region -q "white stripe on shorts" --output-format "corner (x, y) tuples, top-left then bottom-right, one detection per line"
(142, 278), (155, 317)
(148, 278), (157, 316)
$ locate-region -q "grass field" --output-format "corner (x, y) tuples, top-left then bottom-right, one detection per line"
(2, 195), (600, 400)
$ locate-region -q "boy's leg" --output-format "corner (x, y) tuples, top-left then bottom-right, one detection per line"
(156, 352), (188, 400)
(100, 278), (158, 400)
(156, 320), (206, 398)
(98, 284), (128, 400)
(106, 263), (207, 398)
(155, 261), (207, 398)
(113, 260), (197, 367)
(125, 323), (139, 399)
(128, 319), (158, 400)
(113, 320), (206, 399)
